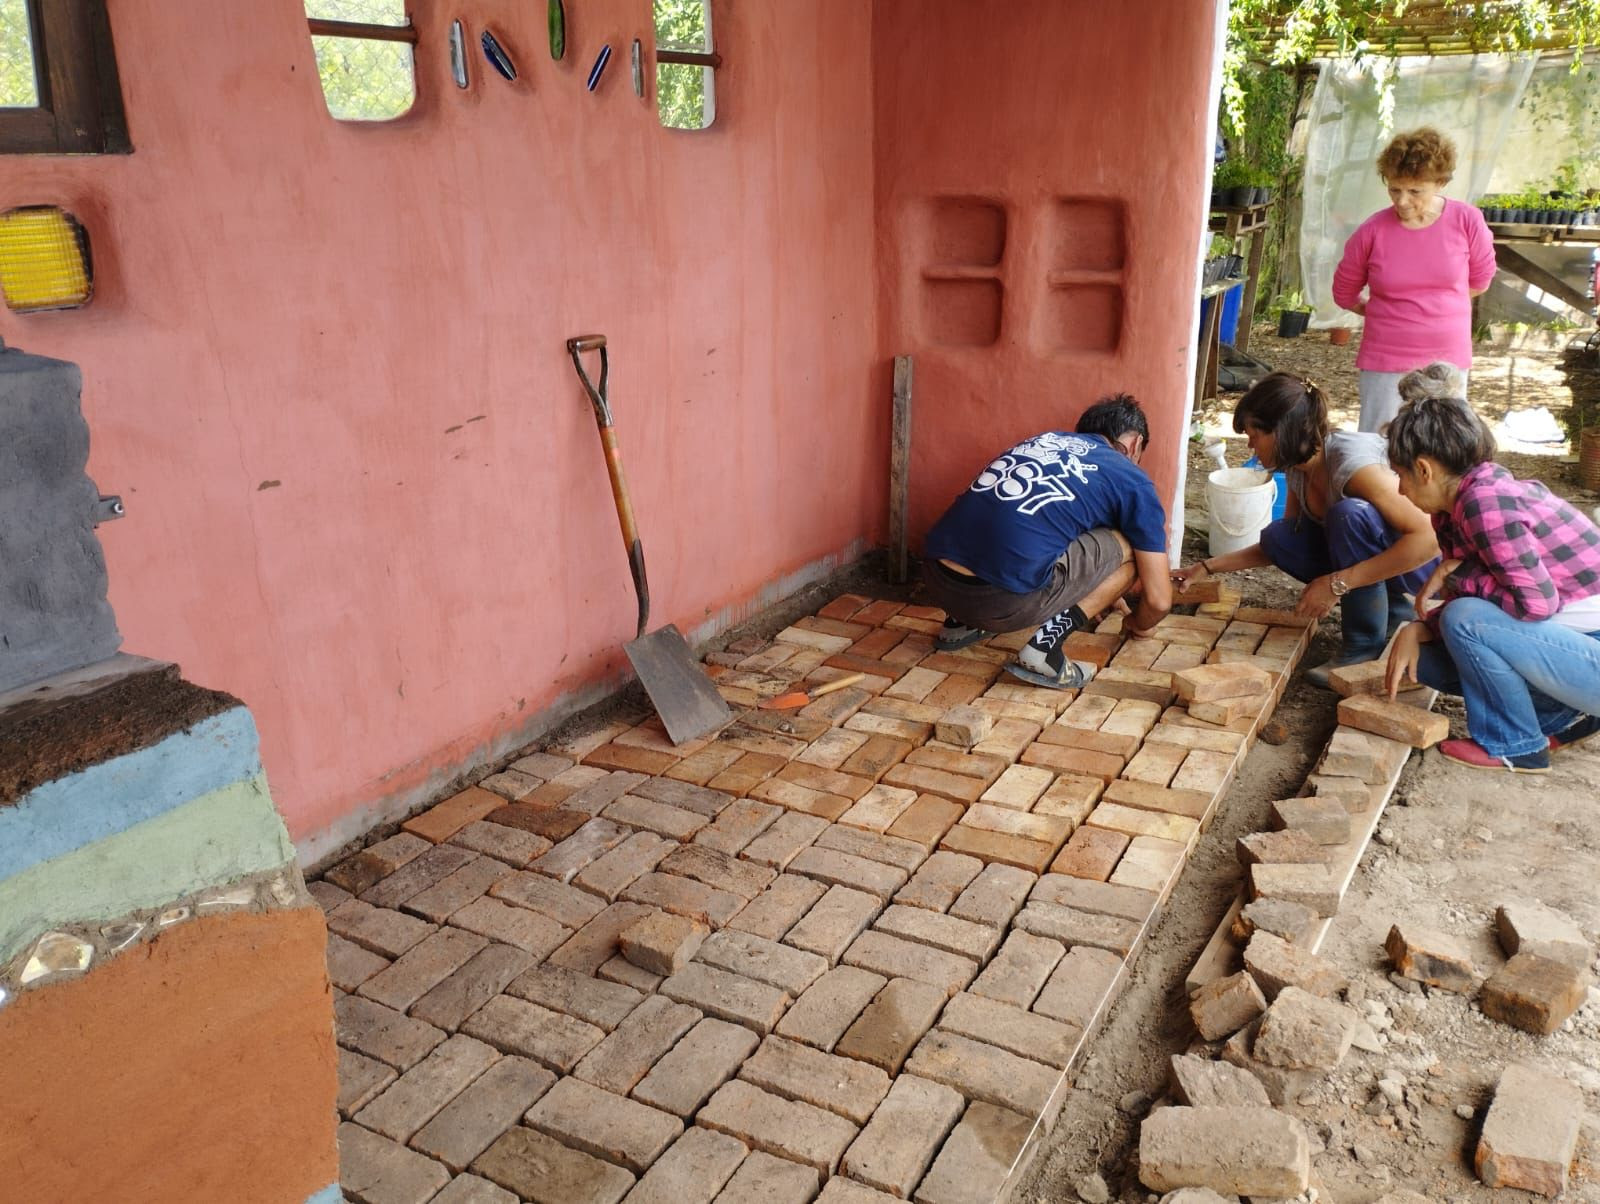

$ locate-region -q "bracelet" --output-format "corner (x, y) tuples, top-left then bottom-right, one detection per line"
(1199, 559), (1213, 576)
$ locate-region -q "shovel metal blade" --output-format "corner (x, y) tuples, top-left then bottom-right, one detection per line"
(623, 623), (731, 746)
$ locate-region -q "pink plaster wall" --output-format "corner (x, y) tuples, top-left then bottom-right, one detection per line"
(0, 1), (880, 843)
(874, 0), (1219, 538)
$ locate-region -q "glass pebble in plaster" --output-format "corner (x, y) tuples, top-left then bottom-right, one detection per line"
(157, 906), (192, 928)
(20, 932), (94, 984)
(197, 883), (258, 912)
(266, 872), (300, 906)
(0, 985), (9, 1009)
(100, 921), (145, 953)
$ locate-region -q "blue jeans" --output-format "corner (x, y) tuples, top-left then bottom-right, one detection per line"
(1261, 499), (1438, 660)
(1415, 597), (1600, 757)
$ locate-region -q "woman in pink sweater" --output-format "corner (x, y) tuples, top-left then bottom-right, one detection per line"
(1332, 127), (1496, 434)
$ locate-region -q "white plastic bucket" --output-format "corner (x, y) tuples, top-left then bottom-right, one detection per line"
(1207, 467), (1276, 558)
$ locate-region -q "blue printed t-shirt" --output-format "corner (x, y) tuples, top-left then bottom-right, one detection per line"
(924, 431), (1169, 595)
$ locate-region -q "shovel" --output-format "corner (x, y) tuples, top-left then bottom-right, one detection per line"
(567, 334), (731, 744)
(758, 673), (866, 711)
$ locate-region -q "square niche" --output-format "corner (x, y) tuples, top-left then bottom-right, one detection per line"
(921, 278), (1002, 348)
(1038, 283), (1122, 355)
(926, 197), (1007, 268)
(1050, 198), (1125, 273)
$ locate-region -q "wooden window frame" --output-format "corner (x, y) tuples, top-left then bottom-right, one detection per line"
(0, 0), (129, 155)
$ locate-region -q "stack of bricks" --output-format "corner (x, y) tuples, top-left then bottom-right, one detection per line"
(320, 591), (1313, 1204)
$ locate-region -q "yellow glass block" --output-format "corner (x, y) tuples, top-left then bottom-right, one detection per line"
(0, 206), (93, 312)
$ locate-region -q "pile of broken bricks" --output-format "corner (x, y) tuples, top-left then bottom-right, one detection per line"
(1131, 660), (1597, 1200)
(317, 588), (1321, 1204)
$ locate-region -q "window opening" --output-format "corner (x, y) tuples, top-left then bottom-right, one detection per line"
(652, 0), (718, 130)
(305, 0), (417, 122)
(0, 1), (129, 155)
(1, 0), (39, 108)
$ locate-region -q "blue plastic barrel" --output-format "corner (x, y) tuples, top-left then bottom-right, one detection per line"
(1219, 283), (1244, 346)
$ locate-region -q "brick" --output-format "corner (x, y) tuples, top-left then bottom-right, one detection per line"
(1496, 901), (1591, 969)
(913, 1101), (1033, 1204)
(461, 993), (604, 1071)
(310, 878), (352, 912)
(886, 795), (964, 850)
(1232, 897), (1317, 946)
(629, 777), (733, 816)
(575, 831), (674, 902)
(841, 736), (916, 782)
(1321, 728), (1406, 784)
(944, 990), (1083, 1068)
(621, 912), (709, 976)
(1475, 1061), (1584, 1197)
(1243, 931), (1349, 1000)
(1236, 829), (1328, 868)
(1099, 698), (1163, 739)
(842, 930), (977, 996)
(1169, 749), (1234, 796)
(359, 927), (489, 1012)
(599, 954), (661, 993)
(338, 1047), (397, 1116)
(1049, 825), (1129, 881)
(1108, 835), (1183, 896)
(1307, 773), (1372, 808)
(1036, 724), (1142, 758)
(1185, 694), (1258, 726)
(977, 765), (1054, 811)
(451, 819), (553, 866)
(1151, 643), (1207, 673)
(563, 771), (654, 816)
(785, 884), (885, 962)
(881, 762), (985, 804)
(1252, 986), (1355, 1071)
(665, 745), (747, 787)
(653, 844), (774, 902)
(363, 844), (478, 909)
(405, 787), (509, 844)
(800, 684), (875, 726)
(948, 862), (1035, 926)
(1030, 873), (1156, 923)
(884, 665), (942, 701)
(530, 1076), (685, 1174)
(571, 995), (702, 1097)
(932, 704), (993, 749)
(1086, 801), (1198, 847)
(1146, 718), (1247, 755)
(431, 1174), (518, 1204)
(472, 1126), (634, 1204)
(633, 1016), (761, 1117)
(531, 818), (634, 883)
(904, 1029), (1057, 1116)
(405, 855), (516, 923)
(696, 928), (828, 994)
(548, 901), (657, 974)
(790, 845), (910, 898)
(708, 751), (788, 796)
(693, 798), (782, 855)
(728, 873), (828, 940)
(1032, 945), (1123, 1029)
(835, 977), (946, 1073)
(741, 811), (830, 868)
(1188, 969), (1267, 1041)
(874, 902), (1002, 961)
(713, 1151), (822, 1201)
(840, 1074), (964, 1198)
(846, 712), (934, 742)
(622, 872), (747, 927)
(412, 943), (536, 1030)
(740, 1034), (892, 1123)
(1137, 1107), (1309, 1196)
(659, 962), (791, 1035)
(777, 760), (877, 802)
(895, 850), (984, 912)
(546, 719), (637, 760)
(412, 1056), (555, 1172)
(970, 931), (1063, 1009)
(338, 1120), (451, 1204)
(328, 932), (390, 992)
(1019, 742), (1124, 782)
(1337, 694), (1448, 748)
(938, 825), (1054, 873)
(959, 802), (1071, 848)
(1481, 953), (1590, 1034)
(723, 727), (813, 762)
(356, 1033), (500, 1141)
(585, 742), (681, 776)
(522, 766), (609, 808)
(798, 729), (872, 771)
(1248, 861), (1340, 916)
(775, 965), (887, 1050)
(1234, 606), (1315, 628)
(336, 994), (446, 1070)
(697, 1079), (858, 1174)
(1269, 797), (1351, 845)
(923, 672), (986, 709)
(624, 1127), (748, 1204)
(603, 795), (709, 841)
(838, 783), (920, 832)
(484, 805), (589, 843)
(1384, 922), (1478, 993)
(1173, 663), (1274, 704)
(1055, 693), (1117, 731)
(490, 871), (607, 930)
(510, 751), (577, 779)
(1082, 676), (1175, 707)
(1169, 1053), (1269, 1109)
(779, 623), (855, 653)
(813, 825), (928, 873)
(1013, 901), (1139, 956)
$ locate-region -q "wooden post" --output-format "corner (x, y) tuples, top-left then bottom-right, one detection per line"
(890, 355), (913, 584)
(1237, 214), (1268, 353)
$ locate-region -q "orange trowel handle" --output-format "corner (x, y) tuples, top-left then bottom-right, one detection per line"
(568, 334), (650, 638)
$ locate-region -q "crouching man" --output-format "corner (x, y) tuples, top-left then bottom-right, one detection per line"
(921, 394), (1173, 689)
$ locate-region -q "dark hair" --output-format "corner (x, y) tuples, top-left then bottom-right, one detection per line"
(1232, 372), (1328, 469)
(1386, 395), (1496, 476)
(1376, 126), (1456, 185)
(1076, 393), (1149, 443)
(1397, 361), (1466, 405)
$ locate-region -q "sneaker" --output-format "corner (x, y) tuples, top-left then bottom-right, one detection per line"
(1437, 738), (1550, 774)
(935, 620), (992, 651)
(1005, 657), (1098, 691)
(1549, 714), (1600, 753)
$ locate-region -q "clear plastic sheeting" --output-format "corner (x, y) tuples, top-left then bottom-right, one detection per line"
(1300, 55), (1538, 328)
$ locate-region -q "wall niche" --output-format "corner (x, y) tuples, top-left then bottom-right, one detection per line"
(1040, 196), (1126, 354)
(915, 196), (1007, 348)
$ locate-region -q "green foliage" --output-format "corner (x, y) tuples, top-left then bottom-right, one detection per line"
(1269, 289), (1309, 316)
(1214, 159), (1253, 189)
(0, 0), (39, 108)
(311, 35), (414, 121)
(654, 0), (712, 130)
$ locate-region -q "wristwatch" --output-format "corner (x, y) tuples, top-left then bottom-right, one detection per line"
(1330, 574), (1351, 598)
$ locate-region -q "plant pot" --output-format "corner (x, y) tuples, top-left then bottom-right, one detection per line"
(1276, 310), (1311, 338)
(1224, 186), (1253, 207)
(1329, 327), (1352, 347)
(1252, 186), (1270, 205)
(1582, 429), (1600, 493)
(1210, 189), (1224, 210)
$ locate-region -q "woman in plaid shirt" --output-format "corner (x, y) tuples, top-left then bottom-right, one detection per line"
(1385, 391), (1600, 772)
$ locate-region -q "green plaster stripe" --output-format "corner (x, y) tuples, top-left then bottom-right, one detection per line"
(0, 773), (293, 963)
(0, 706), (263, 882)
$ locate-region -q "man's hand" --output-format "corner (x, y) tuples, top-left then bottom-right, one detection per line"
(1386, 622), (1425, 697)
(1413, 558), (1459, 620)
(1297, 574), (1338, 620)
(1171, 562), (1208, 589)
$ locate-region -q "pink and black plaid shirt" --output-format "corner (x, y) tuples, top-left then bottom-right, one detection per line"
(1431, 461), (1600, 627)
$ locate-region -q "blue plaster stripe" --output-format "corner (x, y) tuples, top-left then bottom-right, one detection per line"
(304, 1185), (344, 1204)
(0, 706), (262, 882)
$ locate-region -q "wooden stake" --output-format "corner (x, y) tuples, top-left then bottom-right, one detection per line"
(890, 355), (913, 584)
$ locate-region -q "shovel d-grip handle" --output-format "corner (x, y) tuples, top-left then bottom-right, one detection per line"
(568, 335), (650, 638)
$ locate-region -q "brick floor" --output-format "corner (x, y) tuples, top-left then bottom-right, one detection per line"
(326, 592), (1307, 1202)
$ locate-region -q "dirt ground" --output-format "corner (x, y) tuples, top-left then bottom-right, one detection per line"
(1021, 326), (1600, 1202)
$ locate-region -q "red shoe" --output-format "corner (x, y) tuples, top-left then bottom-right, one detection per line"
(1438, 738), (1549, 774)
(1549, 715), (1600, 753)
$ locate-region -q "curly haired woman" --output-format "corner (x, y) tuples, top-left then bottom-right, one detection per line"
(1333, 127), (1496, 434)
